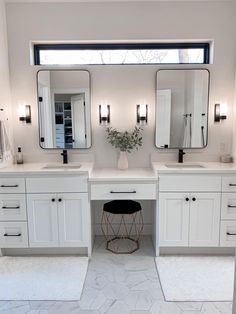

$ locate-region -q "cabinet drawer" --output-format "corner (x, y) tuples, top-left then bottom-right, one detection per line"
(0, 222), (28, 248)
(159, 175), (221, 192)
(222, 177), (236, 192)
(220, 221), (236, 247)
(0, 194), (26, 221)
(26, 176), (88, 193)
(0, 178), (25, 193)
(221, 193), (236, 220)
(90, 183), (156, 200)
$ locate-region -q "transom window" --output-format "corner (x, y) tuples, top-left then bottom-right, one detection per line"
(34, 43), (209, 65)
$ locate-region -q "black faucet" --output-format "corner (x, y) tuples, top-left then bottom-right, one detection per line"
(178, 149), (185, 163)
(61, 150), (68, 164)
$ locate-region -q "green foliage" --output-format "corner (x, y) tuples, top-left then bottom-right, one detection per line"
(106, 126), (143, 153)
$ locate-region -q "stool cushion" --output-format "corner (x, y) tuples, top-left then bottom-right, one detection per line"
(103, 200), (142, 215)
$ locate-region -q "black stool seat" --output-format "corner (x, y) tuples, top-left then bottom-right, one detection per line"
(103, 200), (141, 215)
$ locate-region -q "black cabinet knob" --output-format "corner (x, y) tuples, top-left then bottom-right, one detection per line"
(58, 198), (62, 202)
(185, 197), (189, 202)
(51, 198), (55, 202)
(192, 197), (196, 201)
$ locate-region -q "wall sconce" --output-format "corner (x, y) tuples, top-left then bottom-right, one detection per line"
(214, 103), (227, 122)
(99, 104), (110, 125)
(137, 104), (148, 125)
(19, 105), (31, 124)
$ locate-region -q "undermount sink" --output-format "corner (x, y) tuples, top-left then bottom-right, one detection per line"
(165, 163), (205, 169)
(42, 163), (81, 170)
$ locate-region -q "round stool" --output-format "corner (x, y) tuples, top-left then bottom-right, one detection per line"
(101, 200), (144, 254)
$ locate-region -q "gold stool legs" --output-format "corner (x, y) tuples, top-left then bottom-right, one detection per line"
(101, 210), (144, 254)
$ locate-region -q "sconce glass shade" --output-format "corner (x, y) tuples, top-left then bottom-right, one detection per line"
(137, 104), (148, 125)
(214, 103), (227, 122)
(19, 105), (31, 124)
(99, 104), (110, 125)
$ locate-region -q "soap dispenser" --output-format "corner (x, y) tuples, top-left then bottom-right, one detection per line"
(16, 147), (23, 164)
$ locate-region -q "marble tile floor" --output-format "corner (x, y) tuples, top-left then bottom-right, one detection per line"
(0, 236), (233, 314)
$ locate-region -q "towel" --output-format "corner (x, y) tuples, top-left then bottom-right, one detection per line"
(0, 120), (12, 162)
(182, 114), (192, 148)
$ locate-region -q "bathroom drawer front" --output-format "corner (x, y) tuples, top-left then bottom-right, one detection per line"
(26, 176), (88, 193)
(0, 194), (27, 221)
(0, 178), (25, 194)
(159, 175), (221, 192)
(90, 183), (156, 200)
(221, 193), (236, 220)
(220, 220), (236, 247)
(222, 177), (236, 192)
(0, 222), (28, 248)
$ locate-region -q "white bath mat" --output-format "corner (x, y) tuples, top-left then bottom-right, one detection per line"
(155, 256), (234, 302)
(0, 256), (88, 300)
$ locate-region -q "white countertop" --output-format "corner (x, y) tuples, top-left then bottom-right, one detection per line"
(152, 161), (236, 174)
(0, 162), (94, 176)
(1, 161), (236, 179)
(90, 168), (157, 182)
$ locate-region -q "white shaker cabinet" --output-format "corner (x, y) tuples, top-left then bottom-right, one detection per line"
(27, 194), (58, 247)
(58, 193), (89, 247)
(159, 192), (221, 247)
(159, 175), (222, 248)
(27, 193), (89, 248)
(159, 193), (189, 246)
(220, 176), (236, 247)
(0, 177), (28, 248)
(189, 193), (221, 247)
(26, 175), (90, 252)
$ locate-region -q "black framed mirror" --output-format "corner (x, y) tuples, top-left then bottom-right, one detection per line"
(37, 69), (91, 149)
(155, 69), (210, 149)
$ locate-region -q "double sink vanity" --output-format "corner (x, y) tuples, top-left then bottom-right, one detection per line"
(1, 67), (232, 257)
(1, 161), (236, 257)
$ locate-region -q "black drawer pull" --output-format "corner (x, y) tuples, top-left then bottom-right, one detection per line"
(227, 232), (236, 236)
(110, 191), (137, 194)
(0, 185), (19, 188)
(192, 197), (196, 201)
(58, 198), (62, 202)
(51, 198), (55, 202)
(228, 205), (236, 208)
(229, 184), (236, 187)
(2, 206), (20, 209)
(185, 197), (189, 202)
(4, 233), (21, 237)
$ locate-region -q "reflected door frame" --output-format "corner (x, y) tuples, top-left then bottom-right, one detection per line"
(51, 88), (90, 149)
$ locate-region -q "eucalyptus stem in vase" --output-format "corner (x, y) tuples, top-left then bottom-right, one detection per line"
(106, 126), (143, 170)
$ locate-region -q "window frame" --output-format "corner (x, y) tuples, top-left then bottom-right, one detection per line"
(34, 42), (210, 65)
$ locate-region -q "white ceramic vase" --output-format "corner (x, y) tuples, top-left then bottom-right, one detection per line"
(118, 151), (128, 170)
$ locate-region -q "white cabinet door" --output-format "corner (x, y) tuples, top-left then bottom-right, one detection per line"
(27, 194), (59, 247)
(58, 193), (88, 247)
(159, 193), (189, 246)
(189, 193), (221, 247)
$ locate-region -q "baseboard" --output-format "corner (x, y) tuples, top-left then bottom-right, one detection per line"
(2, 247), (88, 256)
(159, 247), (235, 255)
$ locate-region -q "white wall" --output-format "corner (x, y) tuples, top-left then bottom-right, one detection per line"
(6, 1), (236, 167)
(0, 0), (13, 165)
